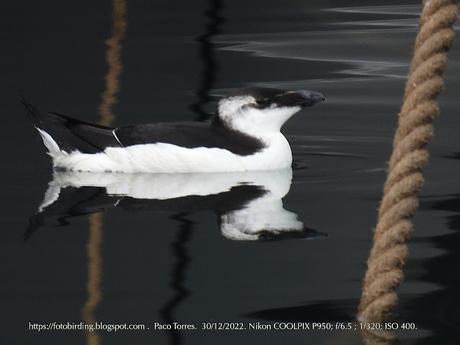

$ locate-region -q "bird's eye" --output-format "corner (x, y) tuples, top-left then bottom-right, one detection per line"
(255, 98), (269, 108)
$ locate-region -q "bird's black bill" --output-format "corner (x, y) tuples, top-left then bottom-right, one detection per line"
(274, 90), (326, 108)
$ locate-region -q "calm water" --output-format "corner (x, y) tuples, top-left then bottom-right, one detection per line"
(2, 0), (460, 344)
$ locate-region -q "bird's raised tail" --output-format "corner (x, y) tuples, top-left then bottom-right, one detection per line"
(20, 97), (122, 158)
(20, 95), (43, 127)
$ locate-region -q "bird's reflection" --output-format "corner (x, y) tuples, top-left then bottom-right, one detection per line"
(26, 169), (325, 241)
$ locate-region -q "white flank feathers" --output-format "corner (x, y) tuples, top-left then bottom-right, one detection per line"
(37, 129), (293, 173)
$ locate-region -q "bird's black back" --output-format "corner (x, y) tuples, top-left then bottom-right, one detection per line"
(115, 120), (265, 156)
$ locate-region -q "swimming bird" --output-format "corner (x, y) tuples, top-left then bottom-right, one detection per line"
(22, 87), (325, 173)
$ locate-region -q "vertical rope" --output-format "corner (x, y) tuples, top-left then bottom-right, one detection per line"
(82, 1), (126, 344)
(358, 0), (458, 323)
(98, 0), (127, 127)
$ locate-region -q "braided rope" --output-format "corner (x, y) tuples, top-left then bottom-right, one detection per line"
(357, 0), (458, 323)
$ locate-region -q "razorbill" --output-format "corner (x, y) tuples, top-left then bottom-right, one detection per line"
(22, 87), (325, 173)
(27, 169), (326, 241)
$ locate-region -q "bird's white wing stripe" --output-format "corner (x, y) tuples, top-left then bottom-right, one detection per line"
(112, 130), (124, 147)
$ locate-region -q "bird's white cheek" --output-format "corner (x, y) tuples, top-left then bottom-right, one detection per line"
(256, 107), (301, 132)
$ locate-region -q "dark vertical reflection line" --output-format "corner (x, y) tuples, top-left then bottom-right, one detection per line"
(160, 213), (194, 345)
(82, 1), (126, 345)
(189, 0), (224, 121)
(159, 3), (224, 342)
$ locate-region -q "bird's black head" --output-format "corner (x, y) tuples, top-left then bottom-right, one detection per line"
(233, 87), (326, 109)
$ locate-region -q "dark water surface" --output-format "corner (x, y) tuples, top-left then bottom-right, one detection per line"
(2, 1), (460, 344)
